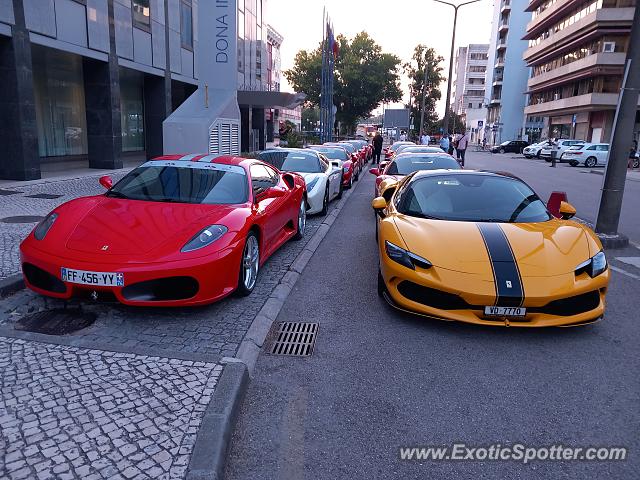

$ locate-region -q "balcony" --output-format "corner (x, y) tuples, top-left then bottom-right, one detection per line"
(498, 22), (509, 33)
(496, 39), (507, 51)
(527, 52), (626, 91)
(500, 0), (511, 14)
(490, 97), (502, 105)
(524, 8), (635, 64)
(494, 57), (505, 68)
(493, 77), (503, 86)
(524, 92), (621, 115)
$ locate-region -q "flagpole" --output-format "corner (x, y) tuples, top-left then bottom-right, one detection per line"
(321, 8), (326, 142)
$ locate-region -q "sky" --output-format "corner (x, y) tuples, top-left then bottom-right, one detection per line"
(266, 0), (495, 118)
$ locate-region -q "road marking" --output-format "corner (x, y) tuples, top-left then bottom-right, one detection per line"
(629, 240), (640, 251)
(615, 257), (640, 269)
(610, 265), (640, 281)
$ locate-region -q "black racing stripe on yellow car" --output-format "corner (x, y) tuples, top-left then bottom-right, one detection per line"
(476, 223), (524, 308)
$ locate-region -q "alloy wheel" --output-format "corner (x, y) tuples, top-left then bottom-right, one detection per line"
(242, 235), (259, 291)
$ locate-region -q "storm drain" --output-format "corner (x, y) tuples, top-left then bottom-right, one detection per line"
(269, 322), (318, 356)
(1, 215), (45, 224)
(25, 193), (64, 199)
(0, 189), (22, 196)
(15, 309), (96, 335)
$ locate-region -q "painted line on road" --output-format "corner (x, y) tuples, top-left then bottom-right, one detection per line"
(610, 265), (640, 281)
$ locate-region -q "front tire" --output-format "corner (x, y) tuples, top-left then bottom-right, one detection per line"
(336, 179), (343, 199)
(569, 160), (579, 167)
(585, 156), (597, 168)
(293, 197), (306, 240)
(500, 148), (505, 154)
(377, 269), (385, 297)
(236, 232), (259, 296)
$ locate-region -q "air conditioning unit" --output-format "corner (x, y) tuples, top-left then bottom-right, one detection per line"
(602, 42), (615, 53)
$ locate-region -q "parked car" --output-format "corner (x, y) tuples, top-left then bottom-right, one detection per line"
(345, 139), (372, 162)
(522, 141), (548, 159)
(392, 145), (445, 158)
(307, 145), (355, 188)
(372, 170), (609, 327)
(384, 141), (414, 160)
(562, 143), (610, 168)
(540, 139), (585, 161)
(490, 140), (529, 154)
(369, 152), (461, 197)
(325, 142), (362, 178)
(259, 148), (343, 215)
(20, 154), (308, 306)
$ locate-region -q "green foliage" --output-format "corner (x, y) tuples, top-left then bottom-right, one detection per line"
(404, 45), (445, 135)
(434, 112), (466, 135)
(284, 32), (403, 134)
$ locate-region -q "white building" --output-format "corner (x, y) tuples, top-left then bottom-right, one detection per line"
(452, 44), (489, 142)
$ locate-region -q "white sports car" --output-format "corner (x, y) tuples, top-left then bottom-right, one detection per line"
(258, 148), (343, 215)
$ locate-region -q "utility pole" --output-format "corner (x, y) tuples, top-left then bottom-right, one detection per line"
(595, 4), (640, 248)
(419, 64), (428, 138)
(433, 0), (481, 136)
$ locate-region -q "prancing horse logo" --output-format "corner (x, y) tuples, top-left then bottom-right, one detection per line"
(505, 280), (512, 289)
(101, 245), (109, 251)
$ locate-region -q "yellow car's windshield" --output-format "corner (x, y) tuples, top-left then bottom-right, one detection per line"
(396, 174), (552, 223)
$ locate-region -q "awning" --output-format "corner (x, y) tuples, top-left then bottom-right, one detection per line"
(237, 91), (306, 109)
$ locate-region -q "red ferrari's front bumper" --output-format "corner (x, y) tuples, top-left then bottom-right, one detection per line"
(20, 240), (244, 307)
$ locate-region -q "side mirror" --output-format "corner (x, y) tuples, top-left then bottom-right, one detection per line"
(369, 168), (380, 176)
(99, 175), (113, 190)
(559, 201), (576, 220)
(331, 161), (341, 169)
(372, 197), (387, 218)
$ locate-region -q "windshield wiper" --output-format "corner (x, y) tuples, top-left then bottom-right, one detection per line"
(106, 191), (129, 199)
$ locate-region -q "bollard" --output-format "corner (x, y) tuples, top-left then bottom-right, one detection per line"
(550, 149), (557, 167)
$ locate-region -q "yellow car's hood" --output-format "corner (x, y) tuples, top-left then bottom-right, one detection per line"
(393, 214), (590, 279)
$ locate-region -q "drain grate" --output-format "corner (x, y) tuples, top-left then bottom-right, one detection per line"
(269, 322), (318, 356)
(15, 309), (96, 335)
(1, 215), (45, 224)
(25, 193), (64, 199)
(0, 189), (22, 196)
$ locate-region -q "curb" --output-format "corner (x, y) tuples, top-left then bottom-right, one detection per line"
(185, 361), (249, 480)
(0, 273), (24, 298)
(235, 171), (358, 376)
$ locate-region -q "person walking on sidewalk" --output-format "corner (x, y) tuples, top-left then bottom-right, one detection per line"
(373, 132), (384, 164)
(456, 131), (469, 166)
(440, 134), (450, 153)
(421, 133), (430, 145)
(447, 135), (455, 156)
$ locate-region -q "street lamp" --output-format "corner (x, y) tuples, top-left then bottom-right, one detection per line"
(432, 0), (482, 136)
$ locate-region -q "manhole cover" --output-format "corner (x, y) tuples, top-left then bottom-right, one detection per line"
(1, 215), (45, 224)
(15, 309), (96, 335)
(0, 189), (22, 196)
(25, 193), (64, 199)
(269, 322), (318, 356)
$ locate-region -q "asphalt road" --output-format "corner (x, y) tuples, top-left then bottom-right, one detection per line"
(225, 161), (640, 480)
(465, 151), (640, 245)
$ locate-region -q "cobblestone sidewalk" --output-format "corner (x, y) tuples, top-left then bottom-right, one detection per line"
(0, 337), (221, 480)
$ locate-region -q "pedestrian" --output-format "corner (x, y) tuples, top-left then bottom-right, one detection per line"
(399, 130), (407, 142)
(456, 131), (469, 166)
(421, 132), (430, 145)
(447, 135), (455, 156)
(373, 131), (383, 164)
(482, 137), (487, 151)
(439, 134), (449, 153)
(629, 144), (637, 169)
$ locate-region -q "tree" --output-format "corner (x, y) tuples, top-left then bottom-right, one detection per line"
(434, 111), (466, 136)
(404, 45), (444, 136)
(285, 32), (403, 134)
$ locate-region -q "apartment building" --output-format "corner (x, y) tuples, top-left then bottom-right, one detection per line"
(452, 44), (490, 142)
(523, 0), (639, 143)
(485, 0), (539, 144)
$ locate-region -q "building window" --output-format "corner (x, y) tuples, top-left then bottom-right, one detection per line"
(132, 0), (150, 29)
(181, 0), (193, 49)
(120, 69), (145, 153)
(32, 46), (88, 158)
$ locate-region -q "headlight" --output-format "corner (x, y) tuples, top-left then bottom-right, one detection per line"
(575, 251), (607, 278)
(306, 177), (320, 191)
(384, 241), (432, 270)
(181, 225), (228, 253)
(34, 213), (58, 240)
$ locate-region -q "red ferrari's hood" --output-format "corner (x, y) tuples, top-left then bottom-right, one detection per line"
(65, 198), (238, 255)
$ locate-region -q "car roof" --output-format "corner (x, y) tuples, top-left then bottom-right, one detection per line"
(410, 169), (522, 181)
(151, 154), (252, 167)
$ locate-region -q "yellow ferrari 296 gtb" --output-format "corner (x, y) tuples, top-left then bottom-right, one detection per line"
(372, 170), (609, 327)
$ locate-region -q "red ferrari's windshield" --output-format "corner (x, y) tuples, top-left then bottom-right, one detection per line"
(108, 162), (249, 204)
